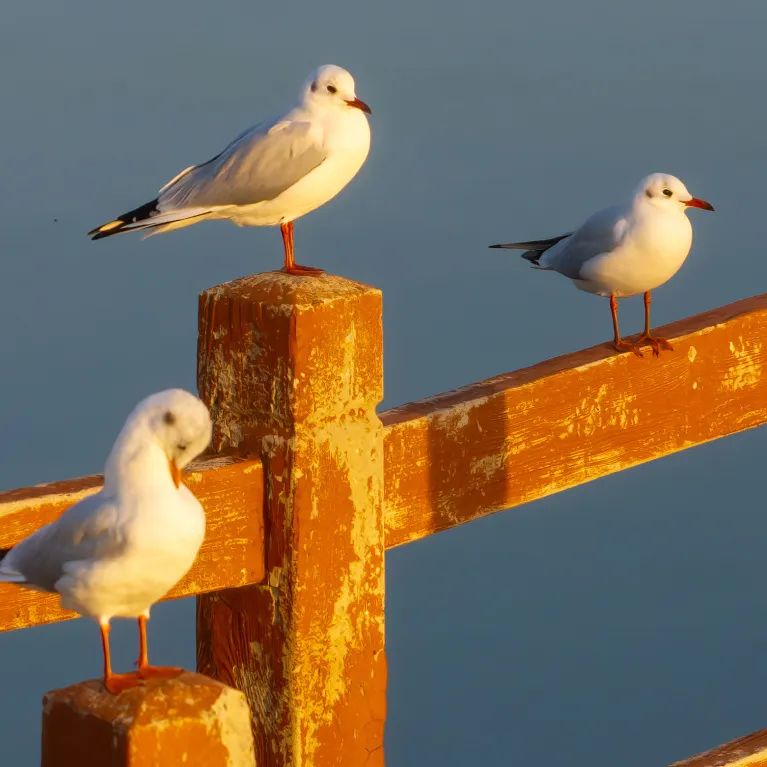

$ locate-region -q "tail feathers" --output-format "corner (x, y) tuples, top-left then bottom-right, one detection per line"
(88, 200), (214, 241)
(0, 549), (25, 583)
(489, 233), (572, 266)
(0, 570), (26, 583)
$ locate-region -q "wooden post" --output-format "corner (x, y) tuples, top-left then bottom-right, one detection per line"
(196, 273), (386, 766)
(41, 673), (255, 766)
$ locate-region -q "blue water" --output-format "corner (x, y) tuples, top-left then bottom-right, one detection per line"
(2, 0), (766, 763)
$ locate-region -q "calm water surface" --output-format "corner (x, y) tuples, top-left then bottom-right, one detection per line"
(1, 1), (766, 763)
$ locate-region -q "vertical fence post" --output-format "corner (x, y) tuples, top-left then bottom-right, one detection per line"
(41, 673), (256, 766)
(196, 272), (387, 766)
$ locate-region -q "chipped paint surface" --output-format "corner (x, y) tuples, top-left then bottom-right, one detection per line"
(197, 273), (386, 767)
(382, 295), (767, 548)
(42, 673), (255, 766)
(722, 336), (763, 391)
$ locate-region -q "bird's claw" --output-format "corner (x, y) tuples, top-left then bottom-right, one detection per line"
(104, 672), (144, 695)
(613, 339), (644, 358)
(635, 334), (674, 357)
(137, 664), (185, 681)
(282, 264), (325, 277)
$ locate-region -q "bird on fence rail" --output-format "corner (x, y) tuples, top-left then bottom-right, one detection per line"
(490, 173), (714, 356)
(0, 389), (211, 694)
(88, 65), (372, 276)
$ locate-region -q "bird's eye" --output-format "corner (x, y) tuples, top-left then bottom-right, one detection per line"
(326, 85), (337, 94)
(163, 411), (176, 426)
(662, 189), (673, 197)
(176, 442), (188, 452)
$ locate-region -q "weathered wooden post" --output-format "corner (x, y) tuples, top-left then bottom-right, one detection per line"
(196, 272), (387, 766)
(41, 672), (255, 766)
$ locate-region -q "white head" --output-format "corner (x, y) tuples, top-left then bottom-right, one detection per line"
(635, 173), (714, 214)
(300, 64), (371, 116)
(107, 389), (212, 489)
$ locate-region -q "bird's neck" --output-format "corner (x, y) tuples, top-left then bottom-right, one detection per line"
(102, 426), (171, 497)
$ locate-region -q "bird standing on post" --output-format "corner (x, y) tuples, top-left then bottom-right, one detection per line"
(490, 173), (714, 356)
(88, 65), (372, 276)
(0, 389), (212, 694)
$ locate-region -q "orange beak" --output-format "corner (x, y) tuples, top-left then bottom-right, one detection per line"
(168, 458), (181, 489)
(345, 97), (372, 114)
(685, 197), (715, 211)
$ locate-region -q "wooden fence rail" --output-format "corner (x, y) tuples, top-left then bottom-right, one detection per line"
(2, 276), (767, 765)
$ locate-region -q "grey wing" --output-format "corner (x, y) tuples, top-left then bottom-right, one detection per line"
(542, 205), (629, 279)
(0, 494), (121, 592)
(158, 119), (327, 210)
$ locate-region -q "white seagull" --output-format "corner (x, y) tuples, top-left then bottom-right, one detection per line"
(88, 65), (372, 276)
(490, 173), (714, 356)
(0, 389), (212, 693)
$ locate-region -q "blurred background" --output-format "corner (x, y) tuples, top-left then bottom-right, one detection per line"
(1, 0), (766, 763)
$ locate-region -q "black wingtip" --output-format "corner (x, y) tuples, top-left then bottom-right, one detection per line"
(88, 228), (117, 241)
(0, 548), (10, 561)
(88, 198), (160, 241)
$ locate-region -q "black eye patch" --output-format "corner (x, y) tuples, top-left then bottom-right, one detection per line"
(163, 411), (176, 426)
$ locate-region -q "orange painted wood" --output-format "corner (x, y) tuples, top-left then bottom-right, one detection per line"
(382, 293), (767, 547)
(4, 294), (767, 634)
(197, 273), (386, 767)
(0, 456), (264, 632)
(670, 728), (767, 766)
(42, 672), (255, 766)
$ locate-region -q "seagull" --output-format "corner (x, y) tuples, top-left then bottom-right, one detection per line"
(88, 65), (372, 276)
(490, 173), (714, 356)
(0, 389), (212, 694)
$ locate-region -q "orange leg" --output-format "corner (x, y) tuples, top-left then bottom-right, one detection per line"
(135, 614), (184, 681)
(99, 620), (143, 694)
(634, 291), (674, 357)
(610, 294), (642, 357)
(279, 222), (324, 277)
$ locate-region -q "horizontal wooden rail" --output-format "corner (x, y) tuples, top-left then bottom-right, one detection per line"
(3, 293), (767, 633)
(383, 293), (767, 546)
(670, 728), (767, 766)
(0, 456), (264, 631)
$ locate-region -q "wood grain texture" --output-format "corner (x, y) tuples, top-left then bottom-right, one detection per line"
(0, 456), (264, 632)
(670, 728), (767, 766)
(382, 293), (767, 547)
(196, 273), (386, 767)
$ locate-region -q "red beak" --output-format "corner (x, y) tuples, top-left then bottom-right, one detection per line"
(345, 97), (372, 115)
(685, 197), (715, 211)
(168, 458), (181, 489)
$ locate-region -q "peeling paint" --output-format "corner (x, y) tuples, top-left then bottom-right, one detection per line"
(722, 336), (763, 391)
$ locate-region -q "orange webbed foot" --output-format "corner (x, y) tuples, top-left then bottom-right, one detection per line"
(613, 338), (644, 358)
(137, 664), (185, 681)
(635, 334), (674, 357)
(104, 672), (144, 695)
(282, 263), (325, 277)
